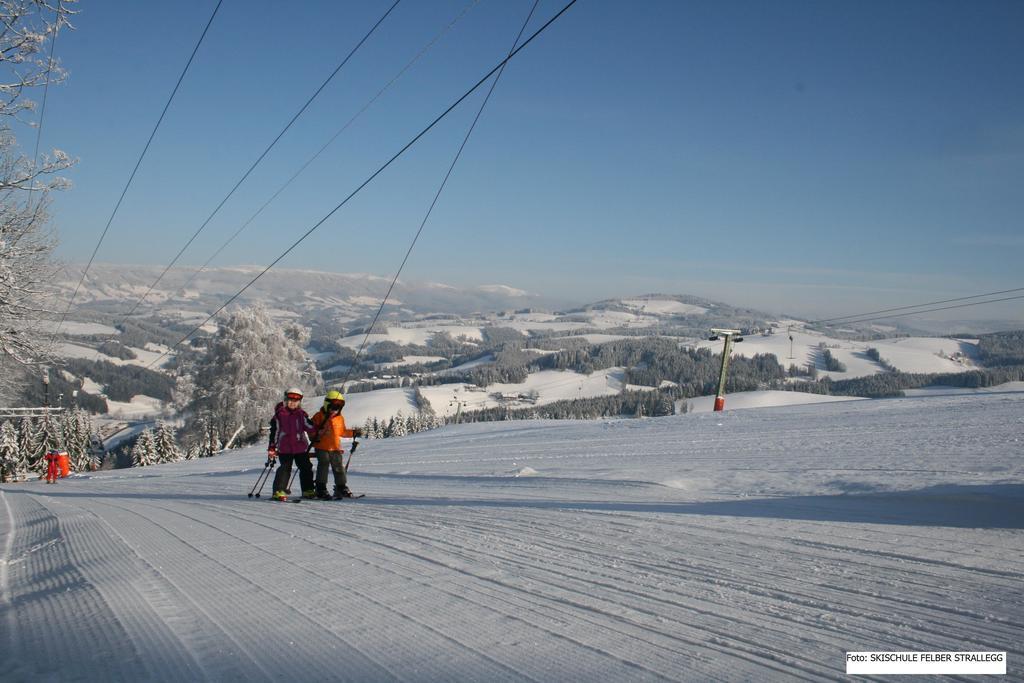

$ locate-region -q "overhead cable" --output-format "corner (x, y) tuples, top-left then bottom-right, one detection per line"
(53, 0), (224, 342)
(147, 0), (580, 369)
(114, 0), (403, 325)
(809, 286), (1024, 325)
(820, 294), (1024, 327)
(173, 0), (480, 297)
(344, 0), (543, 386)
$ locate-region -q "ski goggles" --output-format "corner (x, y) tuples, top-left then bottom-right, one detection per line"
(285, 393), (303, 401)
(328, 400), (345, 409)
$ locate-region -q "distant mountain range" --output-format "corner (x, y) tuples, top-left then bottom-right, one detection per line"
(53, 263), (569, 323)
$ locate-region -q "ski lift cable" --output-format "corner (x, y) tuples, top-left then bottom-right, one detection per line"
(824, 294), (1024, 326)
(146, 0), (580, 371)
(808, 286), (1024, 325)
(105, 0), (404, 333)
(172, 0), (481, 298)
(343, 0), (543, 386)
(52, 0), (225, 343)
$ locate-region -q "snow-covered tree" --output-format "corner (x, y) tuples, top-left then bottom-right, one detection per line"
(32, 415), (61, 473)
(390, 411), (407, 438)
(0, 420), (19, 481)
(0, 1), (77, 403)
(179, 304), (322, 448)
(60, 408), (94, 471)
(131, 429), (158, 467)
(16, 416), (36, 473)
(153, 421), (181, 464)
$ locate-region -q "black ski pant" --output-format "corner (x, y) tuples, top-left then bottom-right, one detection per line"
(314, 449), (347, 494)
(272, 452), (314, 494)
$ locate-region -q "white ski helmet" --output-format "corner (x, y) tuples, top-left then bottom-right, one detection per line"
(284, 387), (304, 400)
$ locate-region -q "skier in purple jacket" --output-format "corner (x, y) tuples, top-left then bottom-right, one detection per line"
(268, 388), (317, 501)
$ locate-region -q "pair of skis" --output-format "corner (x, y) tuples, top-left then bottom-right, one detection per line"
(248, 441), (363, 500)
(273, 492), (365, 504)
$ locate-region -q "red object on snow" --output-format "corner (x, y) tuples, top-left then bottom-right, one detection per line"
(44, 450), (64, 483)
(57, 452), (70, 478)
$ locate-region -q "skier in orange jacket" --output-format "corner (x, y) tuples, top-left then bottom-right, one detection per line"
(311, 391), (363, 499)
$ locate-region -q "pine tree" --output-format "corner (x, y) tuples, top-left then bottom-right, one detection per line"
(153, 421), (182, 463)
(132, 429), (158, 467)
(33, 416), (62, 475)
(391, 411), (407, 438)
(77, 411), (101, 471)
(61, 409), (94, 472)
(0, 421), (18, 481)
(16, 417), (36, 475)
(362, 417), (374, 440)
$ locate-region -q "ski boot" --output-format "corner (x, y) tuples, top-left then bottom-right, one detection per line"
(271, 490), (289, 502)
(301, 489), (317, 499)
(333, 487), (353, 500)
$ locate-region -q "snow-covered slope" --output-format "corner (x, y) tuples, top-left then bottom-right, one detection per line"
(693, 327), (979, 378)
(3, 391), (1022, 680)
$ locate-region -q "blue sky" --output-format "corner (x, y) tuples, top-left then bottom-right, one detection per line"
(28, 0), (1024, 321)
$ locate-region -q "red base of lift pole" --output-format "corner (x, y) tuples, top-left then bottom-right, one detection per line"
(713, 396), (725, 412)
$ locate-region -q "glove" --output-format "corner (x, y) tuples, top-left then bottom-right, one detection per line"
(352, 428), (363, 438)
(267, 447), (277, 459)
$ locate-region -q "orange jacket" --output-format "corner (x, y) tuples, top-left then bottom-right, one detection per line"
(311, 409), (354, 451)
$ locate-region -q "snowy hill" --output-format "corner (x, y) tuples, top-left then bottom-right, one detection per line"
(3, 391), (1022, 680)
(693, 326), (979, 379)
(53, 263), (559, 320)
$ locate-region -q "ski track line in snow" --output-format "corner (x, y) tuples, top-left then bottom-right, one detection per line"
(201, 503), (568, 683)
(201, 498), (827, 681)
(2, 491), (147, 682)
(352, 515), (828, 681)
(339, 503), (956, 677)
(80, 496), (402, 682)
(139, 498), (538, 683)
(0, 489), (20, 669)
(227, 457), (1022, 669)
(257, 489), (1020, 677)
(194, 499), (683, 682)
(23, 493), (218, 679)
(227, 497), (741, 681)
(333, 488), (1022, 643)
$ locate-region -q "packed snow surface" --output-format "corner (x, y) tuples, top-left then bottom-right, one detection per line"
(2, 392), (1022, 681)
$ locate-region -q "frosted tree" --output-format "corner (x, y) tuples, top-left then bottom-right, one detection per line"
(32, 415), (61, 473)
(179, 304), (322, 448)
(0, 0), (77, 403)
(153, 421), (181, 463)
(77, 409), (100, 471)
(16, 416), (36, 473)
(60, 408), (92, 470)
(362, 417), (375, 440)
(390, 411), (407, 438)
(0, 420), (19, 481)
(131, 429), (158, 467)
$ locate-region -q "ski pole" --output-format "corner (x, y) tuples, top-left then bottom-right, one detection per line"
(248, 458), (274, 498)
(345, 440), (359, 472)
(287, 441), (317, 493)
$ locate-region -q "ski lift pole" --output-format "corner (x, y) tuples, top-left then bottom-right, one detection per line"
(709, 328), (743, 412)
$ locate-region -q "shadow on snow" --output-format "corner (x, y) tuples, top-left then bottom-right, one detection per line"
(11, 482), (1024, 529)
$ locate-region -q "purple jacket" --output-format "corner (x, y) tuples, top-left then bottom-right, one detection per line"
(268, 402), (316, 454)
